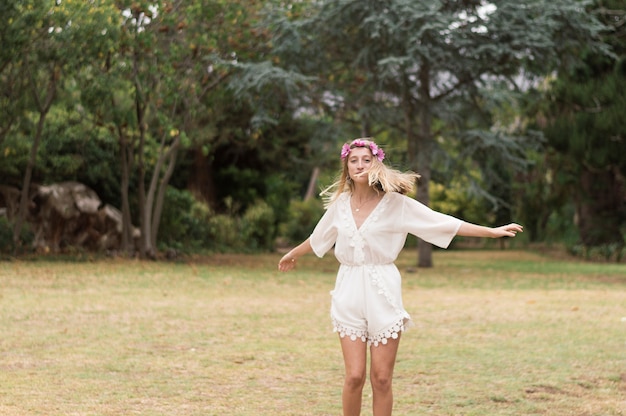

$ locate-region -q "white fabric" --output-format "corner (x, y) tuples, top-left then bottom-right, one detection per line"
(310, 192), (463, 346)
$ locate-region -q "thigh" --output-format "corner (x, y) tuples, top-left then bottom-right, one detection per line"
(370, 333), (401, 378)
(340, 335), (368, 377)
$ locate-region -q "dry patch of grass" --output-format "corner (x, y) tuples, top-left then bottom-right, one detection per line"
(1, 250), (625, 415)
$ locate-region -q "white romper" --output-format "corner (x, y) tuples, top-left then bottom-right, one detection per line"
(309, 192), (463, 346)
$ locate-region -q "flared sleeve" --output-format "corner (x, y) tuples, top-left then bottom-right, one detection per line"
(401, 195), (463, 248)
(309, 201), (339, 258)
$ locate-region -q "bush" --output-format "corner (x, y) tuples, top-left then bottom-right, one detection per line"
(158, 187), (217, 251)
(207, 213), (243, 252)
(0, 216), (34, 254)
(154, 187), (280, 253)
(279, 198), (325, 244)
(567, 242), (626, 263)
(241, 200), (276, 251)
(0, 216), (13, 252)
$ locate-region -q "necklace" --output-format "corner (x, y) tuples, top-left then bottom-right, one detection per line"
(352, 194), (378, 212)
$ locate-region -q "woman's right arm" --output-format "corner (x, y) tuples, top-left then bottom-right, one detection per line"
(278, 238), (313, 272)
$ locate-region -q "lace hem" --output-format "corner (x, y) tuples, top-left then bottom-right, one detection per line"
(332, 317), (408, 347)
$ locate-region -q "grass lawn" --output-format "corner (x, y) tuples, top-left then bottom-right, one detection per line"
(0, 249), (625, 415)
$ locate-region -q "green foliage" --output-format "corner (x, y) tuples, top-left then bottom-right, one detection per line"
(241, 200), (276, 251)
(262, 0), (609, 268)
(157, 187), (203, 251)
(429, 181), (491, 226)
(0, 0), (621, 258)
(206, 213), (243, 252)
(543, 202), (579, 245)
(567, 242), (626, 263)
(0, 216), (13, 252)
(157, 188), (278, 252)
(216, 166), (263, 210)
(0, 135), (31, 186)
(279, 198), (325, 244)
(531, 0), (626, 249)
(38, 107), (121, 203)
(0, 215), (33, 253)
(263, 173), (296, 225)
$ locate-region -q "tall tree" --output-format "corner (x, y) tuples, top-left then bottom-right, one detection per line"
(104, 0), (267, 257)
(1, 0), (118, 250)
(0, 1), (29, 147)
(538, 0), (625, 250)
(180, 0), (267, 207)
(266, 0), (609, 266)
(106, 0), (205, 257)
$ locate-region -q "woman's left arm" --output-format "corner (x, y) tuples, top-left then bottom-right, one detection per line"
(456, 222), (523, 238)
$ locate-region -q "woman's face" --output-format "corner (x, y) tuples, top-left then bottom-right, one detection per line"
(347, 147), (373, 184)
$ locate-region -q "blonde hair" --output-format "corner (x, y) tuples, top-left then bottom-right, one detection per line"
(320, 138), (420, 208)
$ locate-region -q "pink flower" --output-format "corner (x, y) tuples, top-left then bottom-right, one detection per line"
(340, 139), (385, 162)
(341, 143), (351, 159)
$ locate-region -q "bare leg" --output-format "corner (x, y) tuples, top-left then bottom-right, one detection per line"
(339, 335), (368, 416)
(370, 334), (401, 416)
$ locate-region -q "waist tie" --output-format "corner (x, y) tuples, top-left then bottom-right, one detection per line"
(338, 262), (394, 267)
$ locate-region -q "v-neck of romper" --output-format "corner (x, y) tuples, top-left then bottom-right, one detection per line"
(349, 192), (388, 231)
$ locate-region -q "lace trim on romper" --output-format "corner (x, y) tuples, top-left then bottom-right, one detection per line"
(332, 194), (407, 347)
(333, 317), (406, 347)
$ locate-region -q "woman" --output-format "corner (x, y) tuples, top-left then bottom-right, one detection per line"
(278, 138), (522, 416)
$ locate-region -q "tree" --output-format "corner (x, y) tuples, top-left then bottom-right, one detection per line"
(0, 0), (119, 251)
(537, 0), (625, 252)
(266, 0), (609, 266)
(0, 1), (29, 147)
(67, 0), (311, 256)
(76, 0), (230, 257)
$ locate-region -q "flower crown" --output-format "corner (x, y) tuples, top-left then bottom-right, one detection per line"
(340, 138), (385, 162)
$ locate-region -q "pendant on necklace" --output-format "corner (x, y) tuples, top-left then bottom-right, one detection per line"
(355, 208), (360, 212)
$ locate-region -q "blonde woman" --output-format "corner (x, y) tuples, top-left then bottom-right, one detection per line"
(278, 138), (522, 416)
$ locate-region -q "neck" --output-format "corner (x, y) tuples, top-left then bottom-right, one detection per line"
(352, 184), (377, 200)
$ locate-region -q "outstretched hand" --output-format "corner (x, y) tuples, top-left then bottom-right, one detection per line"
(278, 254), (297, 272)
(493, 223), (524, 238)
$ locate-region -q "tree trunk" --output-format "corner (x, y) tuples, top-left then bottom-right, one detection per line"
(118, 126), (134, 254)
(12, 112), (44, 249)
(188, 145), (217, 206)
(12, 63), (57, 250)
(416, 137), (434, 267)
(133, 45), (150, 258)
(304, 167), (320, 201)
(144, 134), (164, 258)
(136, 127), (148, 258)
(416, 64), (435, 268)
(150, 135), (181, 250)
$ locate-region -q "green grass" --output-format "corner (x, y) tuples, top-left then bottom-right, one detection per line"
(0, 250), (625, 415)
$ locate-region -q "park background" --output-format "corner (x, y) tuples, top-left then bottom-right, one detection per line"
(0, 0), (624, 264)
(1, 2), (625, 415)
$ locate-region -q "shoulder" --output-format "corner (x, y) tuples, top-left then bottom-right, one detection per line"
(335, 192), (350, 206)
(325, 192), (349, 210)
(387, 192), (433, 213)
(386, 192), (411, 205)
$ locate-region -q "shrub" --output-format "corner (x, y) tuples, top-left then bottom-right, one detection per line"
(207, 213), (243, 252)
(0, 216), (13, 252)
(158, 188), (278, 253)
(279, 198), (324, 244)
(241, 200), (276, 251)
(0, 216), (34, 254)
(158, 187), (216, 251)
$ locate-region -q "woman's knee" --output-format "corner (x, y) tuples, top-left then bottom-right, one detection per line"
(370, 370), (393, 392)
(344, 370), (367, 390)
